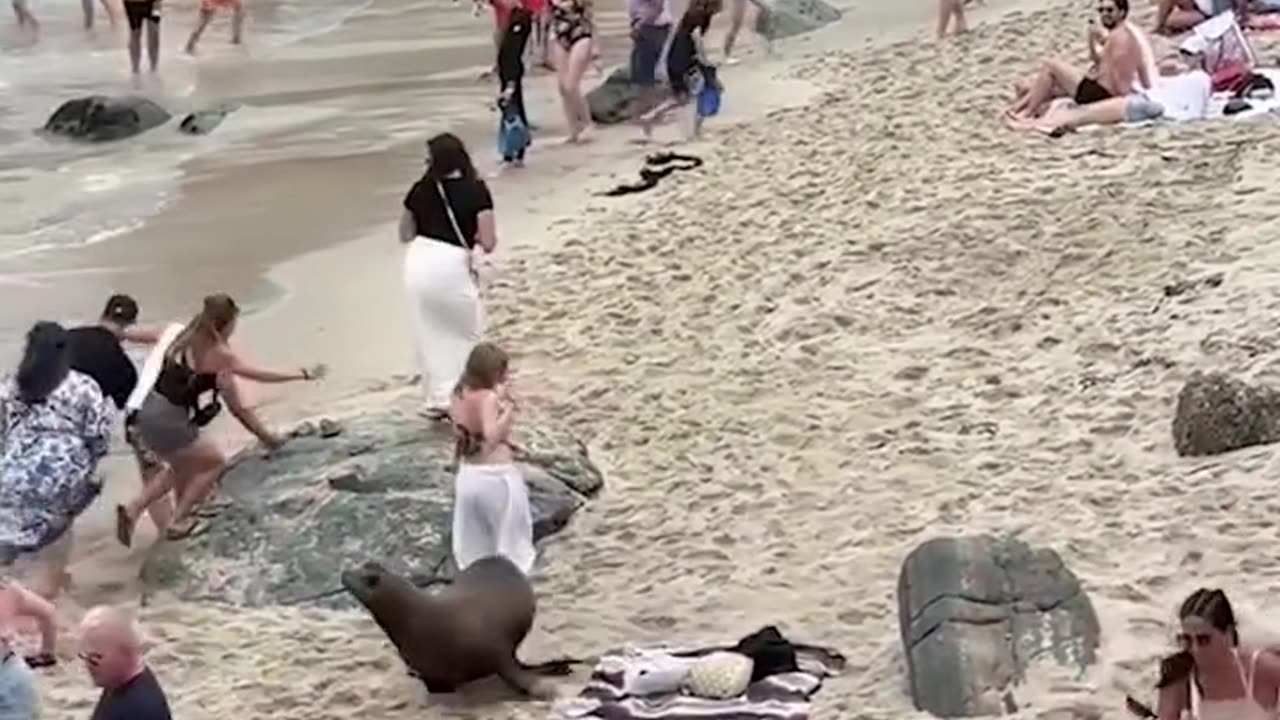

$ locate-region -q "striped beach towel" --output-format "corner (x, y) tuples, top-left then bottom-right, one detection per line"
(551, 641), (845, 720)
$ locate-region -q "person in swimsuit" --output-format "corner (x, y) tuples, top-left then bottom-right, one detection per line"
(448, 343), (535, 575)
(122, 0), (161, 74)
(116, 294), (325, 544)
(1134, 589), (1280, 720)
(1004, 0), (1149, 120)
(1154, 0), (1241, 34)
(185, 0), (243, 55)
(549, 0), (594, 143)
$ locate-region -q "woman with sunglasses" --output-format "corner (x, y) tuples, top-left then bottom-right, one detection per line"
(1129, 589), (1280, 720)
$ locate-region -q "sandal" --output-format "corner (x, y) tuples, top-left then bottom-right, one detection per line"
(192, 499), (232, 519)
(115, 504), (134, 548)
(164, 518), (210, 541)
(23, 652), (56, 669)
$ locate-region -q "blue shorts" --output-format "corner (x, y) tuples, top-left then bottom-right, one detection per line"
(630, 23), (670, 87)
(0, 653), (37, 720)
(1124, 94), (1164, 122)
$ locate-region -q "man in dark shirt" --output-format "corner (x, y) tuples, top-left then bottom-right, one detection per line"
(67, 294), (141, 410)
(79, 605), (173, 720)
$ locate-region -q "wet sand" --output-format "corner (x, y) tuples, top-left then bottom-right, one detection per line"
(19, 0), (1280, 717)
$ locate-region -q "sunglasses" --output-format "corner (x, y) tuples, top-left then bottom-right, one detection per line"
(78, 651), (103, 666)
(1176, 632), (1213, 648)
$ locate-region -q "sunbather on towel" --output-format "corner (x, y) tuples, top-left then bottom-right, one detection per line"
(1154, 0), (1244, 35)
(1005, 40), (1210, 137)
(1006, 0), (1152, 120)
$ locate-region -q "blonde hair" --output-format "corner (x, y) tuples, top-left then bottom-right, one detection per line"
(168, 294), (239, 361)
(455, 342), (510, 392)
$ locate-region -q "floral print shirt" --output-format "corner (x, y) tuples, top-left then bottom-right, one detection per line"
(0, 371), (114, 555)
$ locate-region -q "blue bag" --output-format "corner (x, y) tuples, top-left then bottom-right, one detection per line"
(696, 68), (721, 118)
(497, 98), (530, 161)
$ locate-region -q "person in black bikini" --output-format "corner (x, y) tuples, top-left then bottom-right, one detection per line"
(549, 0), (594, 143)
(1004, 0), (1148, 120)
(117, 294), (325, 544)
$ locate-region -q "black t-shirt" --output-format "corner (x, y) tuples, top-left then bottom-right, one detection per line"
(90, 668), (173, 720)
(67, 325), (137, 409)
(497, 7), (531, 81)
(403, 175), (494, 248)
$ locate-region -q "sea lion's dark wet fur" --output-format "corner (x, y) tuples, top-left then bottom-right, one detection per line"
(341, 556), (572, 698)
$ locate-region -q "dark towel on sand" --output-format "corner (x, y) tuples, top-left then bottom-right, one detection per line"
(550, 638), (845, 720)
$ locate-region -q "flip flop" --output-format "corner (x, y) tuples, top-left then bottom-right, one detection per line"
(164, 518), (210, 542)
(115, 505), (133, 548)
(23, 653), (56, 669)
(192, 499), (231, 519)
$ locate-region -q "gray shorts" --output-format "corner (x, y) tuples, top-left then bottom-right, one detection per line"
(1124, 94), (1164, 122)
(133, 392), (198, 456)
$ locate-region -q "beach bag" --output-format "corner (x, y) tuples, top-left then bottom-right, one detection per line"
(696, 67), (721, 118)
(497, 98), (530, 161)
(1184, 11), (1256, 91)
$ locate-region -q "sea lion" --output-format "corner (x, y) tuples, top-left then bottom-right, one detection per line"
(341, 556), (572, 699)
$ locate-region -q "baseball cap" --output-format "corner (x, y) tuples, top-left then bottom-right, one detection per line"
(101, 294), (139, 325)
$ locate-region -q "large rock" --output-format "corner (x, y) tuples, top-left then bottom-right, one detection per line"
(44, 96), (172, 142)
(140, 396), (603, 607)
(1172, 370), (1280, 457)
(587, 67), (665, 126)
(897, 536), (1100, 718)
(756, 0), (842, 39)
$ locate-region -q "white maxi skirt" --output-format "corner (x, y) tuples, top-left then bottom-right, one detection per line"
(452, 462), (536, 575)
(403, 236), (483, 411)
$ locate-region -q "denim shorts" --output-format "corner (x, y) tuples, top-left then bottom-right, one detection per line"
(1124, 94), (1164, 122)
(630, 23), (671, 87)
(0, 652), (38, 720)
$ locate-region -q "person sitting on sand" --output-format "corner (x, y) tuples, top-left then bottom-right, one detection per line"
(0, 323), (115, 605)
(117, 294), (325, 544)
(1127, 588), (1280, 720)
(78, 605), (172, 720)
(449, 342), (535, 575)
(1005, 40), (1209, 136)
(1, 578), (59, 672)
(1006, 0), (1153, 120)
(1154, 0), (1242, 35)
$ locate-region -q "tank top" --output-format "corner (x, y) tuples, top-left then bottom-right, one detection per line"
(1192, 650), (1278, 720)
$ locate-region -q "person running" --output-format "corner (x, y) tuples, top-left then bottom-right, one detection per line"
(549, 0), (594, 143)
(721, 0), (771, 65)
(118, 294), (324, 543)
(122, 0), (161, 74)
(0, 323), (115, 604)
(449, 343), (534, 575)
(185, 0), (244, 55)
(640, 0), (722, 139)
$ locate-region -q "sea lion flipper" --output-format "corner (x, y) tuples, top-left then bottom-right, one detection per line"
(496, 656), (554, 699)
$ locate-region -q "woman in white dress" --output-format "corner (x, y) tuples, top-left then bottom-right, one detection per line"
(398, 134), (498, 419)
(448, 343), (535, 575)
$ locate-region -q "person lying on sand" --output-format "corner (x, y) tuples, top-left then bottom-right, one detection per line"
(1005, 0), (1152, 120)
(1004, 40), (1209, 136)
(1125, 588), (1280, 720)
(1153, 0), (1243, 35)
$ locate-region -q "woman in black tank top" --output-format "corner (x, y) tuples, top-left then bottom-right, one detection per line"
(116, 294), (328, 546)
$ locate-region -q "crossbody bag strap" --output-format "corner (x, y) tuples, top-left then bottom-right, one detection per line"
(436, 181), (473, 251)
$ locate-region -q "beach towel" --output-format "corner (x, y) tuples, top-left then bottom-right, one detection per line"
(549, 639), (845, 720)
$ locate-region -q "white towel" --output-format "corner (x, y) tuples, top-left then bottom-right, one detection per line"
(124, 323), (184, 413)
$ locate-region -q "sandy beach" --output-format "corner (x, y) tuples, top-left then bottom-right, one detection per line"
(9, 0), (1280, 715)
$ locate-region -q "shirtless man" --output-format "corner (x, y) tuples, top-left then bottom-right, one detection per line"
(1005, 0), (1150, 120)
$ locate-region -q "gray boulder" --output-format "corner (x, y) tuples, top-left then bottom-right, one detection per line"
(44, 96), (172, 142)
(756, 0), (842, 39)
(140, 395), (603, 608)
(897, 536), (1100, 718)
(587, 67), (665, 126)
(1172, 371), (1280, 457)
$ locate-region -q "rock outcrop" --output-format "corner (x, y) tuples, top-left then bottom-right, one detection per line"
(1172, 371), (1280, 457)
(897, 535), (1100, 718)
(44, 96), (172, 142)
(587, 67), (661, 126)
(141, 396), (603, 608)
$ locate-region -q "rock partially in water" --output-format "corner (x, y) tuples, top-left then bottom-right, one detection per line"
(757, 0), (842, 39)
(177, 102), (240, 136)
(44, 96), (172, 142)
(141, 395), (603, 607)
(897, 535), (1100, 718)
(1172, 370), (1280, 457)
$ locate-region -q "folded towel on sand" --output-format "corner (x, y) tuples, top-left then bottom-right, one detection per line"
(550, 641), (845, 720)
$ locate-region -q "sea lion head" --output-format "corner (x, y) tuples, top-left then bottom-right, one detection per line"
(340, 560), (401, 608)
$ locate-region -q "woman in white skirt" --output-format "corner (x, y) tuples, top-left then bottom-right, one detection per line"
(448, 342), (535, 575)
(398, 133), (499, 420)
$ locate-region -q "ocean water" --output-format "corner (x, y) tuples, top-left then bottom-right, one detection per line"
(0, 0), (373, 261)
